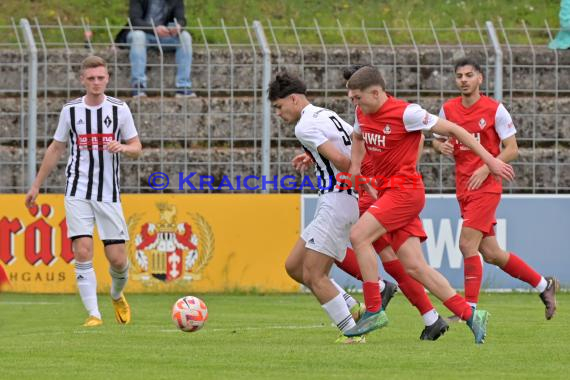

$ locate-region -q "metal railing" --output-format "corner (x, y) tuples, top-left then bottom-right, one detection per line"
(1, 18), (568, 194)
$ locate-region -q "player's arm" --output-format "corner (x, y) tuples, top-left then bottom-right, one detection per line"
(466, 135), (518, 190)
(25, 140), (67, 208)
(431, 119), (514, 181)
(317, 141), (351, 172)
(107, 136), (142, 158)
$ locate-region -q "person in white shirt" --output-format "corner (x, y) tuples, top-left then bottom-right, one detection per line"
(25, 56), (142, 327)
(269, 72), (364, 343)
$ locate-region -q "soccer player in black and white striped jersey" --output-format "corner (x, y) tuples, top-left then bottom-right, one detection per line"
(270, 73), (364, 343)
(25, 56), (142, 327)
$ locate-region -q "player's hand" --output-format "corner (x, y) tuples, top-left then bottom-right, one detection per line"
(467, 165), (490, 191)
(291, 153), (313, 172)
(487, 157), (515, 181)
(437, 140), (454, 157)
(107, 140), (126, 154)
(155, 25), (170, 37)
(25, 186), (39, 209)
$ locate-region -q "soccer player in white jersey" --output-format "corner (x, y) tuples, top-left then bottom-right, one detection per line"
(269, 73), (363, 343)
(25, 56), (142, 327)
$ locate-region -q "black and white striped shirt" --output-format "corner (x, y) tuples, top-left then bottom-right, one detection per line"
(54, 96), (138, 203)
(295, 104), (355, 196)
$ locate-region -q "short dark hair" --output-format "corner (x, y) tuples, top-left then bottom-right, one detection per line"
(346, 66), (385, 91)
(454, 58), (482, 73)
(342, 64), (371, 81)
(268, 72), (307, 101)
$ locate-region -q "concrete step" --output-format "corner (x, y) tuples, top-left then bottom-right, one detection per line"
(1, 46), (569, 96)
(1, 96), (569, 144)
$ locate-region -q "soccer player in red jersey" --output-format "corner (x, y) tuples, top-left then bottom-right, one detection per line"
(433, 58), (558, 320)
(342, 66), (515, 344)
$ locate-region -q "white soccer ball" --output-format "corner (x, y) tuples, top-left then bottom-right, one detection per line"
(171, 296), (208, 332)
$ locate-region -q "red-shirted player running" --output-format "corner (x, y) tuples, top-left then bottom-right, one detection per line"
(342, 66), (514, 344)
(433, 58), (558, 320)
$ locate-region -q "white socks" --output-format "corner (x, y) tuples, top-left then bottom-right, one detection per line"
(109, 262), (129, 300)
(322, 292), (356, 332)
(535, 277), (548, 293)
(422, 309), (439, 326)
(75, 261), (101, 319)
(330, 279), (357, 309)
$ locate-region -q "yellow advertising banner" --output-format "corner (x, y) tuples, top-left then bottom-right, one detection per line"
(0, 194), (300, 293)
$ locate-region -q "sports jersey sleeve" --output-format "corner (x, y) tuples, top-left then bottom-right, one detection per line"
(432, 107), (447, 139)
(353, 112), (361, 135)
(296, 122), (328, 150)
(119, 104), (138, 141)
(403, 103), (438, 132)
(494, 103), (516, 140)
(53, 107), (70, 142)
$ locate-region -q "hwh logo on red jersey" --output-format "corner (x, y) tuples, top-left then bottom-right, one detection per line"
(362, 132), (386, 151)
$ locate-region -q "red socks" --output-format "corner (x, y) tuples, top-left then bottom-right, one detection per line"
(502, 253), (542, 287)
(443, 294), (474, 321)
(383, 259), (434, 315)
(464, 255), (483, 304)
(363, 281), (382, 313)
(336, 247), (363, 281)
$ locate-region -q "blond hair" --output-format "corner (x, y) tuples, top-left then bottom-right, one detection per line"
(80, 55), (107, 74)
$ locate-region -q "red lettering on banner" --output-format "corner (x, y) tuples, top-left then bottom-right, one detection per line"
(59, 219), (74, 263)
(0, 217), (23, 264)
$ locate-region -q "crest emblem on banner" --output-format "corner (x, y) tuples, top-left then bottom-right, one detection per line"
(127, 203), (214, 283)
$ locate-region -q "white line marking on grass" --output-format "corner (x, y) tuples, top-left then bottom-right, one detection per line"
(0, 302), (62, 305)
(160, 324), (326, 333)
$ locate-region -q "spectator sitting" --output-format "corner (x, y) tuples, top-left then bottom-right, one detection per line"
(115, 0), (195, 97)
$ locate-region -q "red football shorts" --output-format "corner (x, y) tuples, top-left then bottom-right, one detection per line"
(458, 192), (501, 237)
(365, 188), (427, 252)
(359, 190), (391, 253)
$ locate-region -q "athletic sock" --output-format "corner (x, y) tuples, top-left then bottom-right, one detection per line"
(75, 260), (101, 319)
(322, 292), (356, 332)
(335, 247), (362, 280)
(363, 281), (382, 313)
(443, 294), (473, 321)
(502, 253), (543, 289)
(330, 278), (357, 309)
(464, 255), (483, 305)
(109, 262), (129, 300)
(383, 259), (434, 315)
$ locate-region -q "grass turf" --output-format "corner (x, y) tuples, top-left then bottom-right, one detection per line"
(0, 292), (569, 379)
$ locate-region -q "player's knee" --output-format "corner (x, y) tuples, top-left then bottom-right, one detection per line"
(459, 238), (477, 257)
(284, 259), (302, 283)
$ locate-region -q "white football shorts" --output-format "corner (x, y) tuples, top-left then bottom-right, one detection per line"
(301, 192), (358, 261)
(64, 197), (129, 241)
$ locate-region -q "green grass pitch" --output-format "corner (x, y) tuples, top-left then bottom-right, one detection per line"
(1, 292), (569, 379)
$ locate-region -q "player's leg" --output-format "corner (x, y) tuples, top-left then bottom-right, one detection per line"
(285, 238), (307, 284)
(343, 212), (390, 337)
(72, 236), (102, 326)
(479, 236), (559, 320)
(95, 201), (131, 324)
(104, 241), (131, 324)
(458, 226), (484, 308)
(336, 246), (396, 310)
(287, 238), (361, 325)
(64, 197), (101, 326)
(303, 250), (356, 332)
(397, 237), (488, 344)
